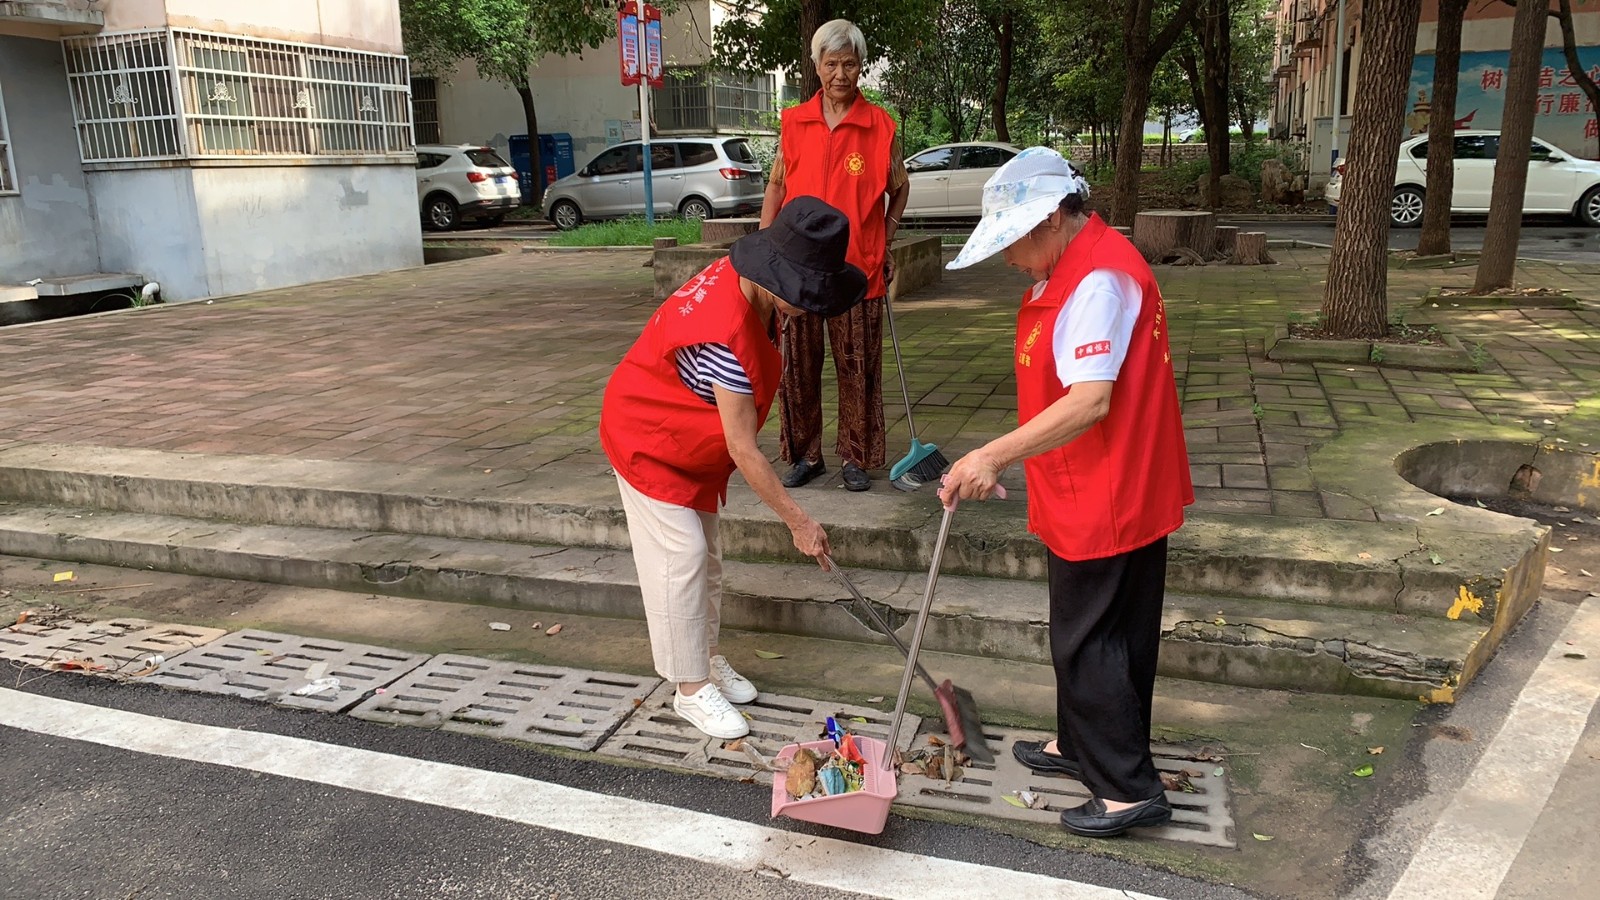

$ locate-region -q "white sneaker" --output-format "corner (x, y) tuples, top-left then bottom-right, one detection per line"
(709, 654), (759, 704)
(673, 683), (749, 739)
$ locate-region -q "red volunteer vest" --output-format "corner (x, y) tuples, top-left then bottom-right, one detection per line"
(779, 91), (895, 298)
(600, 258), (783, 513)
(1016, 214), (1194, 561)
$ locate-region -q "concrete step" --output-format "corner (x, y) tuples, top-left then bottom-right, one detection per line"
(0, 443), (1543, 623)
(0, 501), (1486, 701)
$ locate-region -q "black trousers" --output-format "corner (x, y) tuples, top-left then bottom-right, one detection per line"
(1047, 536), (1168, 803)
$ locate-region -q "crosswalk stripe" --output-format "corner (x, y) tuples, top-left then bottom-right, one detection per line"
(1386, 593), (1600, 900)
(0, 687), (1170, 900)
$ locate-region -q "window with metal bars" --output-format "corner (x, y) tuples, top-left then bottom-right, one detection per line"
(0, 79), (16, 193)
(62, 28), (413, 163)
(656, 66), (776, 134)
(411, 77), (440, 144)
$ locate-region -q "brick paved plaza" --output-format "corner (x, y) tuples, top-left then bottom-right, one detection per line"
(1, 245), (1596, 521)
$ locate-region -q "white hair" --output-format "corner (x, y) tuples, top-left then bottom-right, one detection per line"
(810, 19), (866, 65)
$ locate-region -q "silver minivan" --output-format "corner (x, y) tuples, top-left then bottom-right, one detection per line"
(542, 137), (765, 230)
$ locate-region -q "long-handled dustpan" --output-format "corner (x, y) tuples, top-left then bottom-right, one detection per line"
(825, 555), (994, 765)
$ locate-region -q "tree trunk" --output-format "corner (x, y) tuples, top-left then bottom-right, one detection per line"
(1112, 65), (1156, 225)
(990, 10), (1014, 143)
(1473, 0), (1547, 292)
(517, 82), (544, 208)
(1111, 0), (1205, 226)
(1162, 110), (1172, 167)
(1417, 0), (1468, 257)
(1556, 0), (1600, 158)
(1199, 0), (1232, 209)
(1231, 231), (1272, 265)
(799, 0), (830, 99)
(1319, 0), (1423, 339)
(1133, 210), (1217, 262)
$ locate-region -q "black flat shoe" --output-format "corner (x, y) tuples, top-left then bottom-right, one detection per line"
(841, 462), (871, 492)
(1059, 794), (1172, 837)
(781, 459), (825, 488)
(1011, 740), (1082, 778)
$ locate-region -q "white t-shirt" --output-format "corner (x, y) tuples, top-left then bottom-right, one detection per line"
(1046, 269), (1143, 389)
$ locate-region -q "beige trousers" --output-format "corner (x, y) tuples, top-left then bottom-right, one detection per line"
(615, 474), (722, 683)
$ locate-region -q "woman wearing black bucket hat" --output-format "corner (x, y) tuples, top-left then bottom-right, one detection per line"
(600, 197), (867, 740)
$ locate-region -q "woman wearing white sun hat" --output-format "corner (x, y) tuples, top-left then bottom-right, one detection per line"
(938, 147), (1193, 838)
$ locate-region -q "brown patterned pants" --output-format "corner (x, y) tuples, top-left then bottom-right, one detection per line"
(778, 296), (887, 469)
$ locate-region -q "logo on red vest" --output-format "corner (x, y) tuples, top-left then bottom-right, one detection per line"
(1074, 340), (1112, 359)
(845, 152), (865, 176)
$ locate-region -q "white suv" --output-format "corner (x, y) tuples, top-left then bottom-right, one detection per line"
(542, 137), (765, 230)
(416, 144), (521, 230)
(1324, 130), (1600, 228)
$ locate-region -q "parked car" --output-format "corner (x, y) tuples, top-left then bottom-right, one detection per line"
(1323, 130), (1600, 228)
(415, 144), (521, 231)
(902, 142), (1020, 218)
(542, 137), (764, 230)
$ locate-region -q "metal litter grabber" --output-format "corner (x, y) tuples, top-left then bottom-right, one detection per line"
(824, 555), (994, 765)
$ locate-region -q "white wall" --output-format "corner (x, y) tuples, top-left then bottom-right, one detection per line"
(0, 35), (101, 282)
(103, 0), (403, 52)
(89, 164), (421, 301)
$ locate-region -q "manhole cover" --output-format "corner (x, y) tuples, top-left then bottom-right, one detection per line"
(0, 617), (226, 677)
(597, 684), (922, 783)
(896, 728), (1236, 848)
(146, 630), (428, 712)
(348, 654), (660, 751)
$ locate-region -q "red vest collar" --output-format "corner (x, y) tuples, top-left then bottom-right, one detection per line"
(793, 90), (878, 130)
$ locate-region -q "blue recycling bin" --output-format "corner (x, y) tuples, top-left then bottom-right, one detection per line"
(509, 133), (576, 205)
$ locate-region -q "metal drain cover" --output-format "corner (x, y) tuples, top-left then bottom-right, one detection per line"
(0, 617), (226, 676)
(348, 654), (660, 751)
(895, 728), (1237, 848)
(146, 630), (428, 712)
(597, 684), (923, 783)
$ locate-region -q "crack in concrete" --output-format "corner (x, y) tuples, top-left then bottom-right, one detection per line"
(1165, 618), (1450, 683)
(526, 547), (569, 561)
(526, 447), (593, 473)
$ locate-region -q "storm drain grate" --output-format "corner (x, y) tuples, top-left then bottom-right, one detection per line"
(895, 728), (1237, 848)
(347, 654), (660, 751)
(145, 630), (428, 713)
(0, 617), (227, 676)
(597, 684), (923, 783)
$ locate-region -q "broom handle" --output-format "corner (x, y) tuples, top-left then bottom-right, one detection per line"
(882, 290), (921, 442)
(882, 502), (956, 770)
(824, 556), (940, 694)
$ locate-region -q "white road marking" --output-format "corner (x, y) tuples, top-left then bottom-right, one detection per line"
(1387, 593), (1600, 900)
(0, 688), (1169, 900)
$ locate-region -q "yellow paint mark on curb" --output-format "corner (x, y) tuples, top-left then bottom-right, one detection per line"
(1582, 457), (1600, 490)
(1447, 586), (1484, 621)
(1422, 685), (1457, 705)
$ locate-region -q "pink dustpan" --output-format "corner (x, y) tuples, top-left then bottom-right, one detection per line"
(769, 737), (898, 835)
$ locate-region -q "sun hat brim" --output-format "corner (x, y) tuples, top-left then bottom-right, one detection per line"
(729, 232), (868, 317)
(946, 193), (1067, 270)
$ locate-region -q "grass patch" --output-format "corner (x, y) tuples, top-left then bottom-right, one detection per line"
(547, 216), (703, 247)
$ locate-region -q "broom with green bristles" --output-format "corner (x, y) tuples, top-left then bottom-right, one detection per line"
(883, 289), (948, 491)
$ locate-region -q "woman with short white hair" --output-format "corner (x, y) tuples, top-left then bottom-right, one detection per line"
(760, 18), (910, 493)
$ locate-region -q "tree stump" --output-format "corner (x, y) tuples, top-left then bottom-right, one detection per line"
(1230, 231), (1274, 265)
(1215, 226), (1239, 258)
(1132, 210), (1216, 264)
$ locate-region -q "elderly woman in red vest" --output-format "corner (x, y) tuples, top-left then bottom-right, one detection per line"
(600, 198), (866, 741)
(760, 18), (911, 493)
(939, 148), (1194, 838)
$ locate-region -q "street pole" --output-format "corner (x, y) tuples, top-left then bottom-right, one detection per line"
(638, 9), (655, 226)
(1330, 0), (1346, 173)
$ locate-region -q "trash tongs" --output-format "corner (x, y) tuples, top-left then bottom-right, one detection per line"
(840, 486), (1003, 771)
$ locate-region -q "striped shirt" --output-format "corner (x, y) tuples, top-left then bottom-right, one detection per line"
(674, 343), (751, 404)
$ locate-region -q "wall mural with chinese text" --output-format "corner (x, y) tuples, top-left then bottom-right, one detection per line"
(1409, 48), (1600, 159)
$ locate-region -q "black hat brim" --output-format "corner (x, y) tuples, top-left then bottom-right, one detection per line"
(728, 232), (869, 318)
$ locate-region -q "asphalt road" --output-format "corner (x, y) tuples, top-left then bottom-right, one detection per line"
(1227, 217), (1600, 263)
(0, 676), (1256, 900)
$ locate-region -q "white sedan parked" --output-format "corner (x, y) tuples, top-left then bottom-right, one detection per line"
(902, 142), (1020, 218)
(1324, 130), (1600, 228)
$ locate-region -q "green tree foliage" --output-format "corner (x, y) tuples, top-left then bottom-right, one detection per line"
(714, 1), (936, 95)
(400, 0), (638, 206)
(880, 0), (1008, 144)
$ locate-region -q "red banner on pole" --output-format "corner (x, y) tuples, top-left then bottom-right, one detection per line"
(644, 4), (664, 89)
(618, 1), (641, 87)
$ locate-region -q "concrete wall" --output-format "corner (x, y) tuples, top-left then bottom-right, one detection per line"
(0, 34), (101, 282)
(90, 164), (422, 301)
(102, 0), (403, 52)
